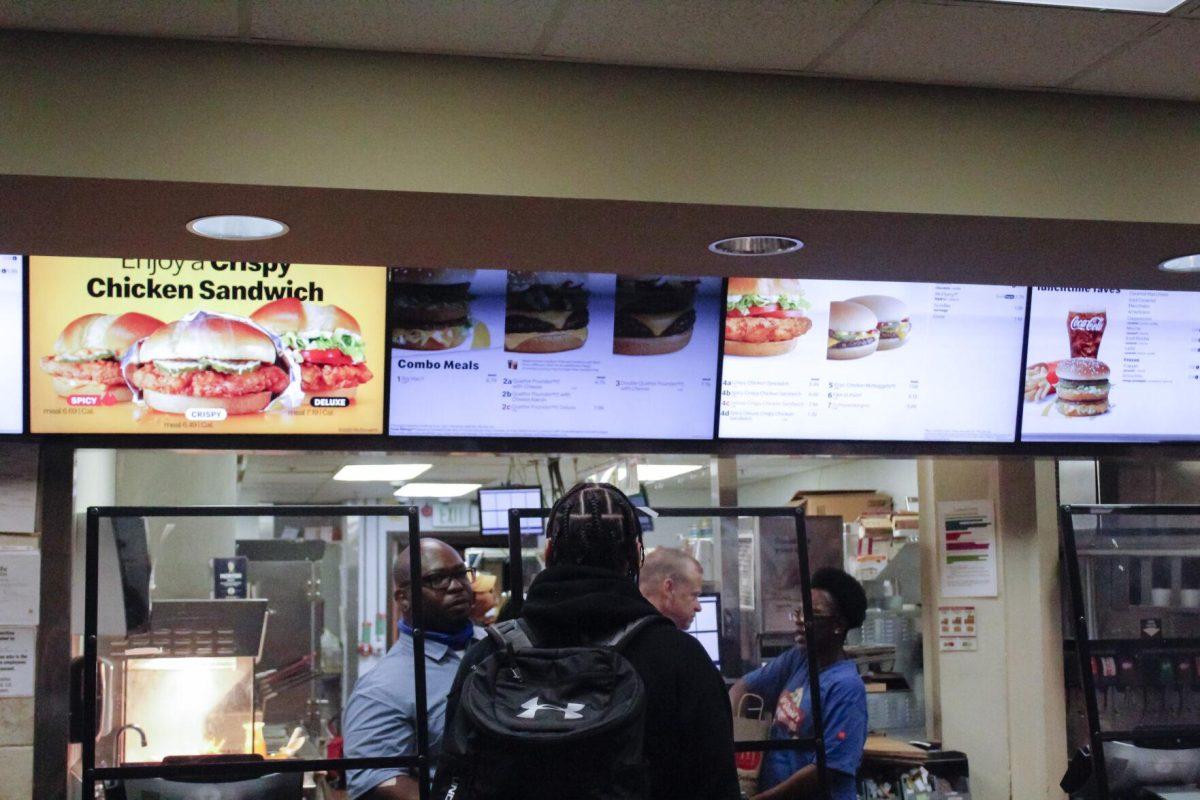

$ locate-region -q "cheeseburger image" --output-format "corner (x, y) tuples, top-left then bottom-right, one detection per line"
(846, 295), (911, 350)
(827, 301), (880, 360)
(41, 313), (164, 402)
(1055, 358), (1111, 417)
(724, 277), (812, 357)
(613, 276), (700, 356)
(390, 269), (475, 351)
(125, 312), (292, 416)
(504, 271), (589, 353)
(251, 298), (373, 399)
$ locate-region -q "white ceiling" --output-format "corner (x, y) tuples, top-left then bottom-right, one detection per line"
(1, 0), (1198, 101)
(233, 450), (844, 504)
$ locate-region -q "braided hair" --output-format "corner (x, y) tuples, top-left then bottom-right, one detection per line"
(545, 482), (645, 581)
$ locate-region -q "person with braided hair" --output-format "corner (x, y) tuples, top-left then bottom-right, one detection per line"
(436, 482), (740, 800)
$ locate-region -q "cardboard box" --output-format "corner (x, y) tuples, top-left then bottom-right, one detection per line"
(789, 490), (893, 523)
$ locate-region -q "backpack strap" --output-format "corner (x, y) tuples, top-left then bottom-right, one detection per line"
(486, 618), (537, 652)
(603, 616), (662, 652)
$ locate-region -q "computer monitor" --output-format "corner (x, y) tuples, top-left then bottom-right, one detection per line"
(686, 592), (721, 669)
(478, 486), (545, 537)
(627, 491), (654, 532)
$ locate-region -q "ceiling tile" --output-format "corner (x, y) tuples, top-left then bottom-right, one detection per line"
(542, 0), (877, 71)
(249, 0), (562, 55)
(1067, 19), (1200, 99)
(814, 0), (1162, 89)
(0, 0), (240, 38)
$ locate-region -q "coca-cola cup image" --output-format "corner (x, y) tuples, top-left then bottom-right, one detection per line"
(1067, 307), (1106, 359)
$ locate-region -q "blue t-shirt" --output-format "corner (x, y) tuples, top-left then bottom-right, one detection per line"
(742, 648), (868, 800)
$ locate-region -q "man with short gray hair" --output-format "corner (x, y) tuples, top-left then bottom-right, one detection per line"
(639, 546), (704, 630)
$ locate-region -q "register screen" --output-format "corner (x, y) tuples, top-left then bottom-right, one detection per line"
(718, 279), (1027, 442)
(0, 255), (23, 434)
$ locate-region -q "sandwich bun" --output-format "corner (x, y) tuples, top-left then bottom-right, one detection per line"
(54, 312), (164, 357)
(305, 386), (358, 401)
(1056, 398), (1110, 417)
(613, 328), (693, 356)
(137, 313), (277, 364)
(251, 298), (362, 336)
(49, 377), (132, 402)
(724, 338), (799, 357)
(504, 329), (588, 353)
(142, 389), (273, 416)
(727, 277), (803, 298)
(1056, 358), (1111, 382)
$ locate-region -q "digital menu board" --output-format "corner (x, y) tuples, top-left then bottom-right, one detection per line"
(0, 255), (24, 434)
(29, 257), (386, 434)
(387, 270), (721, 439)
(718, 278), (1027, 442)
(1022, 286), (1200, 442)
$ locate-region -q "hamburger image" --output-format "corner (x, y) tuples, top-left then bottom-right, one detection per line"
(1055, 358), (1111, 417)
(390, 269), (475, 351)
(845, 295), (911, 350)
(504, 271), (589, 353)
(251, 298), (373, 400)
(613, 276), (700, 356)
(724, 277), (812, 357)
(827, 301), (880, 360)
(125, 311), (292, 416)
(41, 312), (164, 402)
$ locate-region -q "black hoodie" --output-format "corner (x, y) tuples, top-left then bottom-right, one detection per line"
(441, 565), (741, 800)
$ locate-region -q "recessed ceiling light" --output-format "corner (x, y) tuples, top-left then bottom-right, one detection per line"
(1159, 254), (1200, 273)
(985, 0), (1184, 12)
(334, 464), (432, 482)
(637, 464), (704, 482)
(186, 215), (289, 241)
(394, 482), (481, 498)
(709, 236), (803, 257)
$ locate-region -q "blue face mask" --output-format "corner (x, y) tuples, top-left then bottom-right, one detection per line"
(398, 620), (475, 650)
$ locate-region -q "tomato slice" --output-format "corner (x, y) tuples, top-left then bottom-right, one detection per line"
(730, 305), (808, 319)
(301, 348), (353, 366)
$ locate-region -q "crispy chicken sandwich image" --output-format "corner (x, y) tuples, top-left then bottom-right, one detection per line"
(827, 301), (880, 360)
(125, 311), (292, 415)
(505, 271), (589, 353)
(390, 269), (476, 351)
(1054, 358), (1111, 417)
(845, 295), (911, 350)
(724, 277), (812, 357)
(251, 298), (373, 399)
(41, 312), (164, 402)
(613, 276), (700, 356)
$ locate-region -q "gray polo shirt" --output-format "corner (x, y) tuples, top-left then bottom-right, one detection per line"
(343, 629), (481, 799)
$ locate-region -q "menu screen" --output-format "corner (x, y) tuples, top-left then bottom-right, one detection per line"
(0, 255), (23, 434)
(718, 278), (1027, 442)
(1022, 286), (1200, 442)
(29, 256), (386, 434)
(387, 270), (721, 439)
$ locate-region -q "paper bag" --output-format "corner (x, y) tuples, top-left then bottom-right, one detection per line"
(734, 693), (772, 797)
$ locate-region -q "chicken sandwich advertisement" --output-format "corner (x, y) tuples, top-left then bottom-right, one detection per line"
(30, 256), (385, 434)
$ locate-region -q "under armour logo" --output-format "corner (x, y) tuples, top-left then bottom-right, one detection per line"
(517, 696), (585, 720)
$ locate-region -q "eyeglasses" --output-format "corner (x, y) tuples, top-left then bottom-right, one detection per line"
(421, 567), (476, 592)
(788, 608), (839, 625)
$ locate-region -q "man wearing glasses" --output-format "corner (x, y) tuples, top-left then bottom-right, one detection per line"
(344, 539), (483, 800)
(729, 568), (869, 800)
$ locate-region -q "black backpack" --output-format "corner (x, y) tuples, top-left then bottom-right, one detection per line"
(432, 616), (662, 800)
